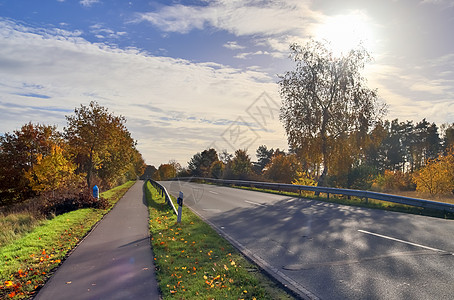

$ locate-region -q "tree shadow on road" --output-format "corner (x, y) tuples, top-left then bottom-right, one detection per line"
(209, 197), (454, 300)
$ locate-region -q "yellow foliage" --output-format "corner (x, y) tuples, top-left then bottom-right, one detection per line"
(25, 145), (78, 193)
(413, 149), (454, 196)
(371, 170), (414, 192)
(292, 171), (317, 186)
(292, 171), (317, 196)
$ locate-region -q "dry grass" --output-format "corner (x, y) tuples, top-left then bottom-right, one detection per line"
(0, 213), (44, 248)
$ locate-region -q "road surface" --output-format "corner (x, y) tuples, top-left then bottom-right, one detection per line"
(35, 181), (159, 300)
(162, 180), (454, 300)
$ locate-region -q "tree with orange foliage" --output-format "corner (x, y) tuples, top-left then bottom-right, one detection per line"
(65, 101), (138, 189)
(264, 153), (301, 184)
(413, 147), (454, 197)
(25, 145), (82, 194)
(156, 164), (177, 181)
(0, 123), (61, 203)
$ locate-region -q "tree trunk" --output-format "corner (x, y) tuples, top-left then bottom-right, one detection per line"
(86, 147), (94, 190)
(318, 109), (329, 187)
(314, 109), (330, 197)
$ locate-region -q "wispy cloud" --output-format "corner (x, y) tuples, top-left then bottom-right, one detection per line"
(90, 23), (127, 39)
(223, 41), (245, 50)
(135, 0), (319, 49)
(367, 54), (454, 123)
(0, 18), (286, 165)
(14, 93), (51, 99)
(235, 50), (284, 60)
(80, 0), (100, 8)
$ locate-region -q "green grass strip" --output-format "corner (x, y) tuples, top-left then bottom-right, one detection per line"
(0, 181), (135, 299)
(145, 181), (294, 300)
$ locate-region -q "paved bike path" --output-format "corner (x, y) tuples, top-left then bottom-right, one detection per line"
(35, 181), (160, 300)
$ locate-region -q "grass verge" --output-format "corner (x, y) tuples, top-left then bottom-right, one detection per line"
(145, 181), (294, 300)
(0, 181), (135, 299)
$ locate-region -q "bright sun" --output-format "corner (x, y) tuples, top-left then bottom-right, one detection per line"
(315, 12), (375, 56)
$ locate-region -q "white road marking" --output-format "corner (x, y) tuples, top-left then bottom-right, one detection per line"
(202, 208), (221, 213)
(245, 200), (266, 207)
(358, 229), (448, 253)
(209, 191), (219, 195)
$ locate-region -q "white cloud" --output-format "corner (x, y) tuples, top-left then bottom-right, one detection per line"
(367, 55), (454, 124)
(235, 50), (285, 60)
(89, 24), (128, 39)
(223, 41), (245, 50)
(0, 18), (286, 166)
(135, 0), (320, 41)
(80, 0), (100, 7)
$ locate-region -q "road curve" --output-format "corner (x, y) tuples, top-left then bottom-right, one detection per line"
(162, 181), (454, 300)
(34, 181), (159, 300)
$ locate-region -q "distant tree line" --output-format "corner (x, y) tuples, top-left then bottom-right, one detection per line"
(151, 117), (454, 197)
(0, 101), (145, 206)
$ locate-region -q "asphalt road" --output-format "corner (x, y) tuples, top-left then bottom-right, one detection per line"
(34, 181), (159, 300)
(162, 180), (454, 300)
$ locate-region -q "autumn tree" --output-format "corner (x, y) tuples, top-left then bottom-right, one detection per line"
(226, 149), (253, 180)
(168, 159), (182, 174)
(124, 148), (146, 181)
(65, 101), (137, 189)
(156, 164), (177, 181)
(0, 123), (61, 203)
(210, 160), (225, 179)
(25, 144), (81, 194)
(413, 147), (454, 196)
(141, 165), (157, 180)
(264, 153), (301, 183)
(279, 40), (386, 186)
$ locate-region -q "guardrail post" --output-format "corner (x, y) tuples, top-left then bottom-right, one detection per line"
(177, 192), (184, 224)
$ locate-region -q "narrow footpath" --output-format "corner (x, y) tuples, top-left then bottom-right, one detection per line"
(34, 181), (160, 300)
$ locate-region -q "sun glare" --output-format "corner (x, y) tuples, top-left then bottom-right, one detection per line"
(315, 12), (375, 56)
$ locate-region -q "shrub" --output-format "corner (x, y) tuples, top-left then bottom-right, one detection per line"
(39, 189), (109, 217)
(371, 170), (415, 192)
(413, 149), (454, 196)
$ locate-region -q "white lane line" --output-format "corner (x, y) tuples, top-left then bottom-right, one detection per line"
(358, 229), (448, 253)
(208, 191), (219, 195)
(202, 208), (221, 213)
(245, 200), (266, 207)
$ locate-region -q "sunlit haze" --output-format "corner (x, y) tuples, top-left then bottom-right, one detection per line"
(314, 11), (376, 56)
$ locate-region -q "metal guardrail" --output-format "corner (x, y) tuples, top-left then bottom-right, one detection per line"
(173, 177), (454, 214)
(147, 179), (178, 216)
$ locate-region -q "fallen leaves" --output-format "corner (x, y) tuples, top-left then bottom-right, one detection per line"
(148, 184), (266, 299)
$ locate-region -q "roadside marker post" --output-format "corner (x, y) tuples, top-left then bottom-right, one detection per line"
(93, 185), (99, 199)
(177, 191), (184, 223)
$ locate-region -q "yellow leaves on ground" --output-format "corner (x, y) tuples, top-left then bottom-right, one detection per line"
(148, 184), (269, 299)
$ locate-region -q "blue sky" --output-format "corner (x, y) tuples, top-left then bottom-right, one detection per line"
(1, 0), (454, 166)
